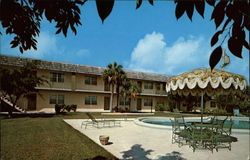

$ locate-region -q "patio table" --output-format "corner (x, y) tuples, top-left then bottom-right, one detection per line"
(186, 122), (221, 131)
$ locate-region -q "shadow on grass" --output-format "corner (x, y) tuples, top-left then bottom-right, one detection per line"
(0, 112), (55, 119)
(121, 144), (153, 160)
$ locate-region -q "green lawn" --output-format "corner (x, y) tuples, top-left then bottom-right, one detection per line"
(0, 115), (117, 160)
(0, 112), (202, 160)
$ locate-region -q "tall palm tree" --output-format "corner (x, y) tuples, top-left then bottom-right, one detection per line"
(115, 68), (126, 109)
(103, 62), (125, 112)
(121, 81), (141, 111)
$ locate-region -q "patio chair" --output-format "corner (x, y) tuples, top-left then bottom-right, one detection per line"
(170, 119), (182, 145)
(81, 113), (121, 129)
(171, 119), (191, 147)
(173, 108), (181, 114)
(213, 134), (237, 152)
(214, 116), (228, 134)
(221, 118), (233, 136)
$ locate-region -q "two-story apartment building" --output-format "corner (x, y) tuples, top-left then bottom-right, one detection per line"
(0, 55), (169, 112)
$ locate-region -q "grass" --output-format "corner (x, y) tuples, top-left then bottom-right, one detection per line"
(0, 115), (117, 160)
(0, 112), (205, 160)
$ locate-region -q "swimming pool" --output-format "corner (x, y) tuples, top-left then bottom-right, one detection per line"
(137, 117), (250, 130)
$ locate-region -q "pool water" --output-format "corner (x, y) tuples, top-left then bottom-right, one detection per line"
(140, 118), (250, 129)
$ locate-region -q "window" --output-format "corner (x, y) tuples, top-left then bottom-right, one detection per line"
(144, 98), (153, 106)
(144, 82), (153, 89)
(119, 97), (130, 106)
(85, 96), (97, 105)
(49, 95), (64, 104)
(137, 81), (142, 89)
(157, 101), (164, 106)
(137, 98), (142, 110)
(50, 72), (64, 82)
(156, 83), (161, 90)
(162, 83), (166, 91)
(104, 81), (110, 91)
(104, 97), (110, 110)
(85, 76), (97, 85)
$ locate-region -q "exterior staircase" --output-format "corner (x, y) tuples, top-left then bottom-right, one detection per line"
(0, 96), (25, 112)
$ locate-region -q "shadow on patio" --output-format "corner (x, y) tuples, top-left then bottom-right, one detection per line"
(121, 144), (153, 160)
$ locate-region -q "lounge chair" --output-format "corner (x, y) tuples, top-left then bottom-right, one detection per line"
(81, 113), (121, 129)
(173, 108), (181, 114)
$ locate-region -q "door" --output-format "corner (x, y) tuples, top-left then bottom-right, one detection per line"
(27, 94), (36, 110)
(104, 97), (110, 110)
(137, 98), (142, 111)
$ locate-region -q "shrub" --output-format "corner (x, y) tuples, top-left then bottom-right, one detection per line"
(211, 109), (228, 115)
(55, 104), (77, 114)
(155, 104), (169, 111)
(55, 104), (65, 114)
(71, 104), (77, 112)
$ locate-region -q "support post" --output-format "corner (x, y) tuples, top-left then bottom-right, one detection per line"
(201, 92), (204, 123)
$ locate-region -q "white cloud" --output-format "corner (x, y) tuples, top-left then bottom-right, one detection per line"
(127, 32), (210, 75)
(75, 49), (90, 57)
(2, 31), (62, 59)
(23, 31), (59, 58)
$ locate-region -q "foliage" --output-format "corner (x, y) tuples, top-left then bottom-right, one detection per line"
(115, 66), (127, 108)
(0, 62), (47, 117)
(55, 104), (77, 114)
(1, 0), (249, 69)
(120, 80), (141, 111)
(103, 62), (125, 112)
(155, 104), (169, 112)
(0, 0), (86, 53)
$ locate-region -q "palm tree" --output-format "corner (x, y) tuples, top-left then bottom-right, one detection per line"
(103, 62), (125, 112)
(121, 81), (141, 111)
(115, 68), (126, 109)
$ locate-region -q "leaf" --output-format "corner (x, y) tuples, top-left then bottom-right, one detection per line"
(55, 28), (61, 34)
(136, 0), (142, 9)
(10, 40), (18, 48)
(209, 46), (222, 70)
(96, 0), (114, 23)
(175, 2), (185, 20)
(228, 37), (243, 58)
(186, 2), (194, 21)
(221, 18), (231, 31)
(194, 0), (205, 18)
(211, 1), (227, 28)
(243, 15), (250, 31)
(148, 0), (153, 6)
(243, 40), (250, 50)
(19, 47), (24, 53)
(225, 4), (234, 20)
(206, 0), (215, 6)
(211, 30), (222, 47)
(70, 23), (77, 35)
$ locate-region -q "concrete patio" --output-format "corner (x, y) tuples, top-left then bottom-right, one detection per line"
(64, 119), (249, 160)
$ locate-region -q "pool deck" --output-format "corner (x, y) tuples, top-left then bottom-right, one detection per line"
(64, 119), (250, 160)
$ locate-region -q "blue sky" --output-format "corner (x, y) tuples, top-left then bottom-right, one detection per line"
(1, 1), (249, 81)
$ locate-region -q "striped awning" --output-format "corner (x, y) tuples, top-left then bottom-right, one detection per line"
(166, 68), (247, 96)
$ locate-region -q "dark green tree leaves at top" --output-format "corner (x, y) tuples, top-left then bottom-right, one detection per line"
(1, 0), (249, 69)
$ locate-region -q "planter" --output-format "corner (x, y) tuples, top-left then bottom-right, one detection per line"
(99, 135), (109, 145)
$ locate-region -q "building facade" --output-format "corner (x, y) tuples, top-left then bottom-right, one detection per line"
(0, 55), (170, 112)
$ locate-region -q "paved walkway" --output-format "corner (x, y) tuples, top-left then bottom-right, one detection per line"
(64, 119), (250, 160)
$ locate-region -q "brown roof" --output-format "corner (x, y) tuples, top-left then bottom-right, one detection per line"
(0, 54), (169, 82)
